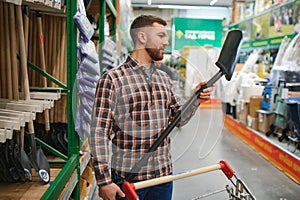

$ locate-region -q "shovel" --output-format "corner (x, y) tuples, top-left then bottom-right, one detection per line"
(24, 130), (50, 184)
(6, 133), (23, 182)
(15, 130), (33, 181)
(117, 30), (243, 186)
(16, 5), (50, 184)
(0, 142), (13, 182)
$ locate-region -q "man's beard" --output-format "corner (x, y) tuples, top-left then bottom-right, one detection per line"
(145, 47), (164, 61)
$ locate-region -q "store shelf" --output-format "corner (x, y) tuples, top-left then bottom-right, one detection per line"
(224, 114), (300, 184)
(0, 167), (62, 199)
(229, 0), (299, 50)
(80, 139), (92, 176)
(22, 0), (66, 16)
(57, 170), (78, 200)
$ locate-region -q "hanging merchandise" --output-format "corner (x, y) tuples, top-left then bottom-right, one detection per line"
(280, 33), (300, 66)
(102, 37), (117, 73)
(239, 49), (262, 73)
(79, 40), (98, 63)
(74, 0), (100, 140)
(221, 49), (266, 109)
(74, 8), (94, 42)
(273, 36), (291, 67)
(270, 33), (300, 86)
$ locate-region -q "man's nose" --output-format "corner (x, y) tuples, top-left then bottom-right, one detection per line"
(163, 38), (169, 46)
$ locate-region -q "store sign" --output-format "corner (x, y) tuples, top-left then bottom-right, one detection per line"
(172, 18), (222, 50)
(184, 30), (216, 40)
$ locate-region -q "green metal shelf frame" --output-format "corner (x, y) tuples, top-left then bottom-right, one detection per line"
(40, 0), (118, 199)
(41, 0), (79, 199)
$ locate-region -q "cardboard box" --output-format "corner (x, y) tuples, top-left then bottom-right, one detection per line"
(239, 102), (249, 126)
(257, 110), (275, 133)
(249, 96), (262, 118)
(247, 115), (258, 131)
(288, 91), (300, 98)
(241, 85), (264, 103)
(80, 161), (94, 199)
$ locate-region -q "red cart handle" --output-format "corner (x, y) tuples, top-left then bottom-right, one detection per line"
(121, 160), (236, 200)
(219, 160), (235, 179)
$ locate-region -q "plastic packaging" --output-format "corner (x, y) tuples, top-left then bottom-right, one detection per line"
(73, 9), (94, 41)
(79, 40), (98, 63)
(80, 57), (100, 76)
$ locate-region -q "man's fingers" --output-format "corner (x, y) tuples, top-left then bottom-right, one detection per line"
(117, 188), (126, 198)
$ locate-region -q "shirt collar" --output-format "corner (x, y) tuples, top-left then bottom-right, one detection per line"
(127, 55), (158, 72)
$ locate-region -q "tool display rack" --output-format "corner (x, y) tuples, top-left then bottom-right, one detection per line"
(41, 0), (117, 199)
(0, 0), (117, 199)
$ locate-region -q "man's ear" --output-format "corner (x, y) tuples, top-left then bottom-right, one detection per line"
(137, 31), (147, 45)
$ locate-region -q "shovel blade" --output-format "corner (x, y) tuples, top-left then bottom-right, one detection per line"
(215, 30), (243, 81)
(21, 148), (33, 181)
(36, 145), (51, 183)
(25, 133), (50, 184)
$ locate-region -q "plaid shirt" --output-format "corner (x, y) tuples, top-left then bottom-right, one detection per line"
(90, 55), (199, 187)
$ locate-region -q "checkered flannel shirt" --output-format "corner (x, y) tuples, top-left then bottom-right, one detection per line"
(89, 55), (199, 187)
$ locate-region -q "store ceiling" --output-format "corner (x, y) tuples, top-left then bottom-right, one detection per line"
(131, 0), (233, 8)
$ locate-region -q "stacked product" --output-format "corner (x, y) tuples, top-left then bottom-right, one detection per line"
(74, 2), (100, 140)
(102, 37), (117, 73)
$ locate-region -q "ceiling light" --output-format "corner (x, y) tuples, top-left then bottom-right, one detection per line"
(210, 0), (218, 6)
(157, 5), (203, 9)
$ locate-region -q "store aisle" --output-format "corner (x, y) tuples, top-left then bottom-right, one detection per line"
(171, 108), (300, 200)
(92, 108), (300, 200)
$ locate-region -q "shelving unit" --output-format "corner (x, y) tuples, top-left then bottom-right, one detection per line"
(41, 0), (118, 199)
(229, 0), (299, 50)
(0, 0), (118, 199)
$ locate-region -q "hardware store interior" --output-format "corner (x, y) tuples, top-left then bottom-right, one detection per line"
(0, 0), (300, 199)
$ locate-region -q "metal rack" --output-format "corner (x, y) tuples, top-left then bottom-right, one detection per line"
(40, 0), (117, 199)
(0, 0), (117, 198)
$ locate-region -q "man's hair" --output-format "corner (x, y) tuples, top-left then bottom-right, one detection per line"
(130, 15), (167, 43)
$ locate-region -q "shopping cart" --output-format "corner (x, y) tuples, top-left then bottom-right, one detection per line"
(122, 160), (256, 200)
(285, 97), (300, 152)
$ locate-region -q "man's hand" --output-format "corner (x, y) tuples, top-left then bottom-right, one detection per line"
(194, 81), (213, 104)
(98, 183), (125, 200)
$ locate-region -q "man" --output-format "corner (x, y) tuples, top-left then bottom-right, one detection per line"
(89, 15), (212, 200)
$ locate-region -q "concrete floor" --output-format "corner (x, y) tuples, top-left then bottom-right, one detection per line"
(92, 108), (300, 200)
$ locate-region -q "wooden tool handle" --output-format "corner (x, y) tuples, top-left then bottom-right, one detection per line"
(16, 5), (34, 134)
(0, 2), (7, 98)
(134, 164), (220, 190)
(23, 6), (29, 58)
(37, 12), (50, 131)
(9, 3), (19, 100)
(4, 3), (13, 99)
(37, 13), (47, 87)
